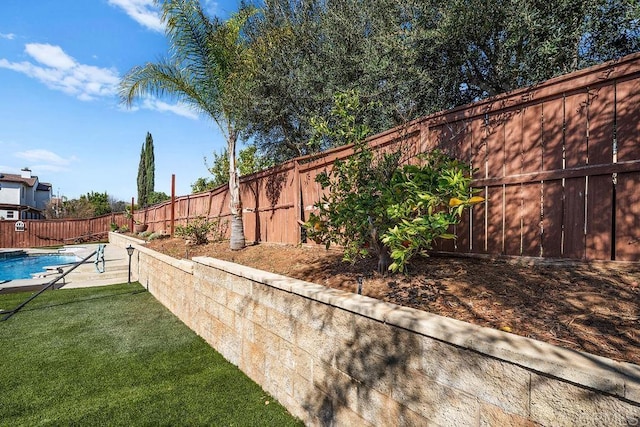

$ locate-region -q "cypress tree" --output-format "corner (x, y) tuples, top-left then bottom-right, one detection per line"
(145, 132), (155, 204)
(136, 132), (156, 208)
(137, 143), (146, 207)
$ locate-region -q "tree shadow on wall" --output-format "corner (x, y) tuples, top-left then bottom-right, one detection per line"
(299, 302), (424, 425)
(266, 166), (288, 212)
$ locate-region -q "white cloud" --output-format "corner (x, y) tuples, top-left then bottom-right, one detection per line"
(108, 0), (164, 32)
(0, 33), (16, 40)
(202, 0), (220, 16)
(25, 43), (75, 69)
(15, 149), (77, 167)
(0, 43), (120, 101)
(141, 98), (199, 120)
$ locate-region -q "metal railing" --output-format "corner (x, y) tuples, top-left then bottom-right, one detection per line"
(0, 250), (98, 321)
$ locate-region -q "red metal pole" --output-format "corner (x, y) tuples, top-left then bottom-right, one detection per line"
(170, 174), (175, 237)
(130, 197), (134, 232)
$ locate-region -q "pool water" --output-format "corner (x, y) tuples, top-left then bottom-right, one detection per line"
(0, 254), (79, 281)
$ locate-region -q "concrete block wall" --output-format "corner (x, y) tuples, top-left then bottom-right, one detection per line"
(109, 233), (640, 426)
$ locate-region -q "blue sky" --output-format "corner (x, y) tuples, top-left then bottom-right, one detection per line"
(0, 0), (241, 202)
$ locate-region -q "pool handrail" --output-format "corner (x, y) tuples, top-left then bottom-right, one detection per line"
(0, 249), (98, 321)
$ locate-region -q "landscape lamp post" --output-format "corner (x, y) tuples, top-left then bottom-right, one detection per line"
(126, 245), (134, 284)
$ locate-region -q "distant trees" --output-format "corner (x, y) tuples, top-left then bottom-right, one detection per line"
(137, 132), (155, 208)
(147, 191), (170, 205)
(44, 192), (124, 219)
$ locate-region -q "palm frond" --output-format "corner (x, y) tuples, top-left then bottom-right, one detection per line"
(119, 60), (220, 119)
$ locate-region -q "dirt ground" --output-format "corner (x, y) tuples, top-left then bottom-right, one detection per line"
(145, 237), (640, 366)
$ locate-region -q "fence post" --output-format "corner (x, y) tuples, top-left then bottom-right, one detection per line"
(293, 159), (302, 244)
(170, 174), (175, 237)
(130, 197), (134, 232)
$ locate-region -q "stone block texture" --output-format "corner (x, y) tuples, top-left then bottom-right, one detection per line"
(111, 234), (640, 426)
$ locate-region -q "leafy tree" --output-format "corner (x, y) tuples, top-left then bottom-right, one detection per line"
(137, 132), (155, 207)
(147, 191), (170, 205)
(81, 191), (111, 216)
(191, 144), (274, 193)
(191, 177), (217, 194)
(108, 196), (127, 213)
(120, 0), (255, 250)
(240, 0), (640, 161)
(60, 198), (95, 219)
(304, 92), (483, 273)
(45, 192), (125, 219)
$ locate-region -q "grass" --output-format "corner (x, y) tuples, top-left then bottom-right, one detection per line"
(0, 284), (303, 426)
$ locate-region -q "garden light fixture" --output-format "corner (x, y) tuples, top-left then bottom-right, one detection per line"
(126, 245), (134, 284)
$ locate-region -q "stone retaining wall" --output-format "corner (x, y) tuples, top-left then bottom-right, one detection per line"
(109, 233), (640, 426)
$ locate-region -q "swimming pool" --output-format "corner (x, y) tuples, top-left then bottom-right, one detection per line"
(0, 254), (79, 281)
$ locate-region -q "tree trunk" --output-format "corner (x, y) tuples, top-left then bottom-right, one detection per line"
(228, 130), (245, 251)
(377, 245), (392, 274)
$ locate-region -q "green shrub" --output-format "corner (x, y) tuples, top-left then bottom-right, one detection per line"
(148, 232), (168, 241)
(175, 216), (225, 245)
(303, 91), (483, 273)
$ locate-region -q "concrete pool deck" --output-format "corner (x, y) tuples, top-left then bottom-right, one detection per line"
(0, 244), (132, 293)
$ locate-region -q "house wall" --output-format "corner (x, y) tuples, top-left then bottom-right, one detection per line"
(34, 187), (51, 210)
(21, 180), (36, 208)
(110, 232), (640, 426)
(0, 182), (21, 205)
(0, 209), (18, 220)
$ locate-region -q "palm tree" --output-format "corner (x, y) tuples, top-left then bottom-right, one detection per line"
(119, 0), (253, 250)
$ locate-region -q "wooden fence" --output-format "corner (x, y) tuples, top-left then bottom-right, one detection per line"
(0, 213), (127, 248)
(134, 52), (639, 262)
(2, 52), (639, 261)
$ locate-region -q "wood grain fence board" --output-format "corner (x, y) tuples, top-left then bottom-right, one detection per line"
(504, 184), (522, 255)
(587, 84), (615, 165)
(486, 186), (504, 254)
(471, 189), (487, 253)
(562, 177), (586, 258)
(586, 175), (613, 260)
(541, 180), (564, 258)
(521, 182), (542, 257)
(455, 123), (473, 252)
(542, 97), (565, 171)
(522, 104), (542, 174)
(486, 114), (505, 179)
(504, 108), (523, 177)
(456, 209), (470, 253)
(616, 76), (640, 162)
(469, 118), (488, 251)
(431, 124), (446, 154)
(564, 92), (589, 168)
(615, 172), (640, 261)
(471, 119), (487, 179)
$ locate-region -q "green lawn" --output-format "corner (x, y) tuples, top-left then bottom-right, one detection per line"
(0, 284), (303, 426)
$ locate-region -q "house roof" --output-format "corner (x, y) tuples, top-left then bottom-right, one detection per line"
(37, 182), (52, 191)
(0, 173), (37, 187)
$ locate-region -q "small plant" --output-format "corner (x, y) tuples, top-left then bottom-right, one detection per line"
(380, 151), (484, 272)
(303, 91), (484, 274)
(175, 216), (226, 245)
(148, 232), (169, 241)
(110, 222), (119, 232)
(118, 225), (129, 233)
